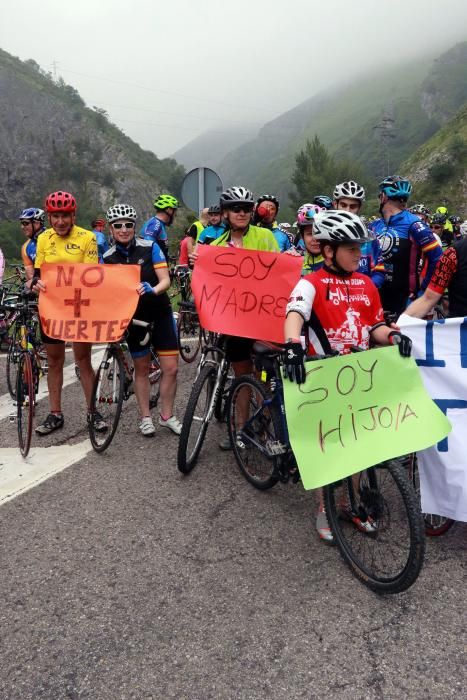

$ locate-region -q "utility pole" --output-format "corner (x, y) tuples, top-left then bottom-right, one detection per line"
(52, 60), (59, 81)
(373, 104), (395, 179)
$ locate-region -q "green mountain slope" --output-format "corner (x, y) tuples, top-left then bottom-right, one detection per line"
(0, 48), (185, 257)
(401, 103), (467, 213)
(217, 43), (467, 206)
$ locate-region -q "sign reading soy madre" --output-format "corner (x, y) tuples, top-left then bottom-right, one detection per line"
(283, 346), (451, 490)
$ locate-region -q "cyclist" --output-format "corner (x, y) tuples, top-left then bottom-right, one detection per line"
(196, 204), (226, 245)
(405, 232), (467, 319)
(283, 210), (412, 541)
(91, 216), (109, 261)
(19, 207), (46, 285)
(431, 212), (453, 248)
(104, 203), (181, 437)
(449, 215), (463, 241)
(139, 193), (179, 261)
(191, 186), (279, 449)
(333, 181), (385, 287)
(369, 176), (442, 315)
(436, 206), (453, 234)
(178, 227), (196, 266)
(31, 191), (104, 436)
(289, 204), (324, 274)
(313, 195), (333, 210)
(409, 203), (431, 225)
(254, 194), (291, 252)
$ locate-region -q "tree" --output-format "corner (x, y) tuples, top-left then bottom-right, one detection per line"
(290, 135), (369, 209)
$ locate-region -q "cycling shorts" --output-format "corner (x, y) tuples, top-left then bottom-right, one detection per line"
(225, 336), (255, 363)
(128, 309), (178, 358)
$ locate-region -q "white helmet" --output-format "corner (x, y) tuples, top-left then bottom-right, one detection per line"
(333, 181), (366, 202)
(312, 210), (370, 243)
(220, 186), (254, 208)
(106, 203), (137, 224)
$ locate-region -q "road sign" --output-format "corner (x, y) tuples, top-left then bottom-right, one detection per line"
(181, 167), (223, 214)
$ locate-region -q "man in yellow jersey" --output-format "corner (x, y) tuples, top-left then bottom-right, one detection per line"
(32, 190), (105, 435)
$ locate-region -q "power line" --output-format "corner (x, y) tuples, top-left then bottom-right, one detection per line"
(55, 65), (277, 118)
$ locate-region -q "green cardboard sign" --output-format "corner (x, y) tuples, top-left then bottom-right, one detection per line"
(283, 346), (452, 490)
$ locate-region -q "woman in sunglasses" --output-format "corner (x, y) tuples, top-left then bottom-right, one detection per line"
(104, 204), (181, 437)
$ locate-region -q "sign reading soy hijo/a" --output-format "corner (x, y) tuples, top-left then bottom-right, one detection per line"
(191, 246), (302, 343)
(38, 263), (140, 343)
(283, 346), (451, 491)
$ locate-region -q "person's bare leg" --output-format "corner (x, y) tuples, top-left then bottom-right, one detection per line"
(45, 343), (65, 412)
(158, 355), (179, 418)
(73, 342), (95, 408)
(133, 354), (150, 417)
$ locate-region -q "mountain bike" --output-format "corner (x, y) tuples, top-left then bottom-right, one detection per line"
(88, 319), (161, 453)
(226, 342), (426, 594)
(177, 334), (232, 473)
(9, 292), (47, 457)
(172, 266), (203, 363)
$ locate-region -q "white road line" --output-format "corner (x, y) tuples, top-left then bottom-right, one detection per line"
(0, 348), (105, 421)
(0, 441), (93, 506)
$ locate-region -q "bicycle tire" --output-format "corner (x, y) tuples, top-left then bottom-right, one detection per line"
(16, 352), (35, 458)
(6, 328), (21, 399)
(177, 308), (202, 363)
(409, 456), (455, 536)
(89, 347), (125, 453)
(149, 349), (161, 410)
(324, 460), (425, 593)
(227, 375), (281, 490)
(177, 364), (216, 474)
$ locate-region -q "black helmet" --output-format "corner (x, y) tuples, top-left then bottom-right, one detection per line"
(256, 194), (279, 211)
(449, 215), (462, 225)
(432, 213), (447, 226)
(313, 195), (333, 210)
(208, 204), (221, 214)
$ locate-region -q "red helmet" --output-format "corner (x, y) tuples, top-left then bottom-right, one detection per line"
(45, 191), (77, 213)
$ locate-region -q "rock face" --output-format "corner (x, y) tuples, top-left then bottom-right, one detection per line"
(0, 50), (184, 221)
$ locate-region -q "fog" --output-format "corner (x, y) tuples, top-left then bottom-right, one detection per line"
(1, 0), (466, 158)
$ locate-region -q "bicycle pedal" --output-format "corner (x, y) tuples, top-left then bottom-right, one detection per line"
(265, 440), (287, 456)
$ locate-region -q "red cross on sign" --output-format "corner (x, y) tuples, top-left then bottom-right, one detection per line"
(64, 288), (90, 318)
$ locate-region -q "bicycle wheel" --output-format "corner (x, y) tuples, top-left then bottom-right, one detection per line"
(409, 456), (455, 536)
(16, 352), (35, 458)
(89, 347), (125, 453)
(6, 329), (21, 399)
(177, 307), (202, 363)
(149, 349), (161, 410)
(177, 364), (216, 474)
(227, 376), (281, 490)
(324, 460), (425, 593)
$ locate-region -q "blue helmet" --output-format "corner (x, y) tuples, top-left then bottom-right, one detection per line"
(313, 195), (333, 210)
(19, 207), (45, 224)
(378, 176), (412, 200)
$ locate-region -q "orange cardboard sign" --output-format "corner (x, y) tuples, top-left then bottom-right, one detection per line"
(191, 246), (302, 343)
(38, 263), (140, 343)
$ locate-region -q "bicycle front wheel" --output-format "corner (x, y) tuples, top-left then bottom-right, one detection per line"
(177, 364), (216, 474)
(16, 352), (35, 458)
(227, 376), (280, 490)
(177, 308), (202, 363)
(324, 460), (425, 593)
(89, 347), (125, 453)
(6, 331), (21, 399)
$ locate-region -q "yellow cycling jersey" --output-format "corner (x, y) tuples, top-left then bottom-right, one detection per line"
(35, 226), (98, 268)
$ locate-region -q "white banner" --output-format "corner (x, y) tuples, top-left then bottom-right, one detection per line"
(399, 314), (467, 522)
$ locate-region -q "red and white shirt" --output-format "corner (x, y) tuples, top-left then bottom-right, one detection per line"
(286, 267), (384, 355)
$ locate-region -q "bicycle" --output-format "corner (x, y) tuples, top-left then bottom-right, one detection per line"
(8, 292), (46, 457)
(403, 453), (455, 536)
(177, 334), (232, 473)
(172, 266), (203, 364)
(226, 342), (426, 594)
(88, 319), (161, 453)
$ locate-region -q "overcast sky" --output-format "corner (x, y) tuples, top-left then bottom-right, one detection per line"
(1, 0), (467, 159)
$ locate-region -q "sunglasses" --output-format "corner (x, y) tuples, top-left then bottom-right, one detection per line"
(229, 205), (253, 214)
(112, 222), (135, 230)
(20, 220), (33, 226)
(432, 225), (443, 230)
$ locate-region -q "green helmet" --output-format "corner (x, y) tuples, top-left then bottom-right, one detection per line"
(153, 193), (179, 210)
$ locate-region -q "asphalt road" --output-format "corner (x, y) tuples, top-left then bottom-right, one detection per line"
(0, 352), (465, 700)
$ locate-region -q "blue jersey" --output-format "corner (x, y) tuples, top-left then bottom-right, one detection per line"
(93, 230), (109, 263)
(369, 209), (442, 313)
(197, 224), (226, 244)
(139, 216), (168, 245)
(257, 221), (291, 252)
(358, 239), (386, 288)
